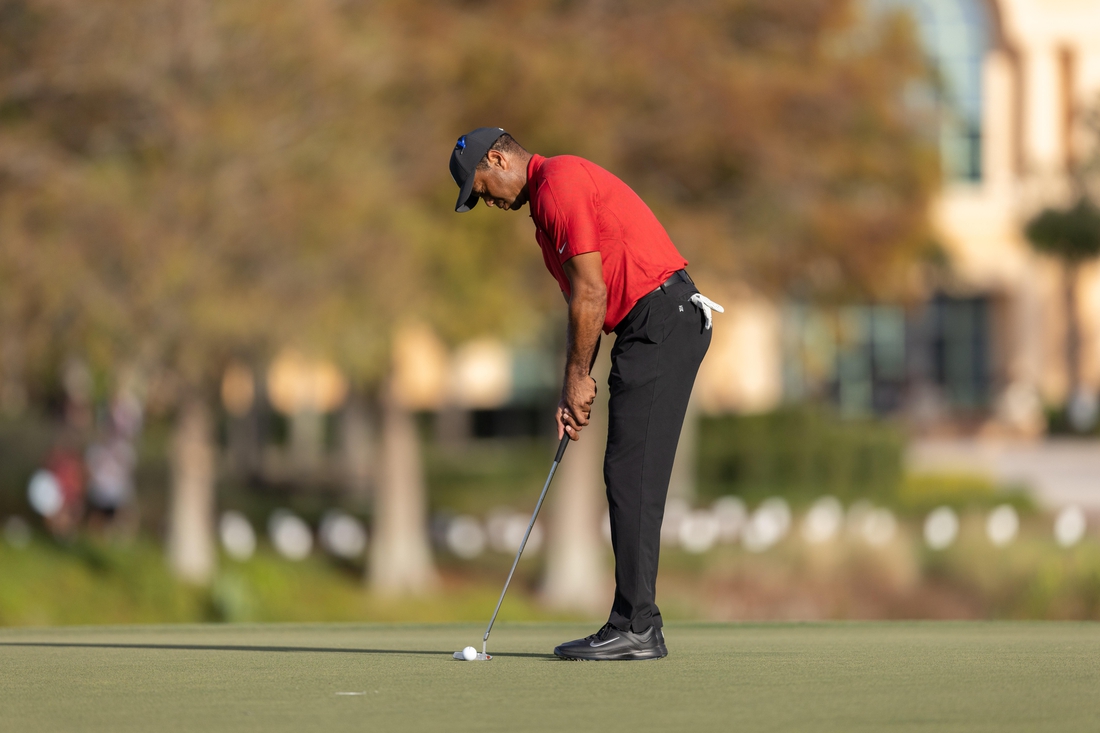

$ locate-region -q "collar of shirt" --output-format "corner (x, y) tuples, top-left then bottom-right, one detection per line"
(526, 154), (547, 224)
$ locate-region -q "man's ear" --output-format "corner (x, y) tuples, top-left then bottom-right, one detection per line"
(485, 149), (508, 170)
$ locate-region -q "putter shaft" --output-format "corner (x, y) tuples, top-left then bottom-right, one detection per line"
(482, 434), (570, 654)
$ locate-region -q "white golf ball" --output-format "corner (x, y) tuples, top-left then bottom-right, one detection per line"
(462, 646), (477, 661)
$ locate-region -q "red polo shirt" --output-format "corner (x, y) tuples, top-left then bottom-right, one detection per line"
(527, 154), (688, 333)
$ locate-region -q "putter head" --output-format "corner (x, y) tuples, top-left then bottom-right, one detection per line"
(452, 651), (492, 661)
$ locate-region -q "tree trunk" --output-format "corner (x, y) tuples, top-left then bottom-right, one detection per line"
(434, 403), (471, 451)
(666, 390), (700, 505)
(289, 408), (324, 477)
(1062, 262), (1098, 431)
(226, 410), (261, 479)
(1065, 261), (1081, 399)
(340, 394), (374, 506)
(167, 394), (216, 585)
(368, 387), (437, 595)
(541, 347), (611, 613)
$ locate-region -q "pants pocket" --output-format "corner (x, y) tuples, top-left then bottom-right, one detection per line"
(641, 298), (668, 345)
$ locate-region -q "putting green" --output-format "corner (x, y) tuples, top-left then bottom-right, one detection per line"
(2, 622), (1098, 732)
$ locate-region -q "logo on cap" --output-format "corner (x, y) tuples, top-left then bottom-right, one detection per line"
(455, 136), (466, 152)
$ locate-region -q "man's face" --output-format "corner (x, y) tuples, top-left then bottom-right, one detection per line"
(471, 151), (528, 211)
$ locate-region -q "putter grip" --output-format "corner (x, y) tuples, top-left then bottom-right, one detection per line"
(555, 433), (569, 463)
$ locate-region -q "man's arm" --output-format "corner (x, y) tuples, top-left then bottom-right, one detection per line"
(557, 251), (606, 441)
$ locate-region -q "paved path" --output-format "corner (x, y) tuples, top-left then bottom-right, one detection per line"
(909, 438), (1100, 510)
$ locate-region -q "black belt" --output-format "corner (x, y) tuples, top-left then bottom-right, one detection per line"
(652, 269), (693, 294)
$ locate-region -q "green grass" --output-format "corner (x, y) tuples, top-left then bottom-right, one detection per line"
(1, 622), (1098, 732)
(0, 538), (570, 627)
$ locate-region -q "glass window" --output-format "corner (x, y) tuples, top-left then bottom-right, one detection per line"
(930, 295), (992, 407)
(782, 304), (907, 415)
(869, 0), (992, 182)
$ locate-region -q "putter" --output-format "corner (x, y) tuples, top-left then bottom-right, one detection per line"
(453, 433), (570, 661)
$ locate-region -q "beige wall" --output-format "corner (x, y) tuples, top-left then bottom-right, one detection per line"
(693, 285), (783, 415)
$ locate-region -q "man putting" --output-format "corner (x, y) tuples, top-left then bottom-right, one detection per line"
(449, 127), (721, 661)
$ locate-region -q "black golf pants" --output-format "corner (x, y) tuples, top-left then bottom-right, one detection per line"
(604, 275), (711, 634)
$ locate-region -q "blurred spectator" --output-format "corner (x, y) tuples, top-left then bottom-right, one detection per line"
(82, 392), (144, 534)
(85, 434), (136, 533)
(43, 437), (86, 538)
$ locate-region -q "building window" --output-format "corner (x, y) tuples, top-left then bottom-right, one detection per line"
(908, 293), (994, 409)
(782, 304), (907, 416)
(927, 294), (993, 407)
(784, 295), (995, 415)
(871, 0), (992, 182)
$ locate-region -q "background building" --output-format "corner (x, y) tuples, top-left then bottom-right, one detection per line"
(697, 0), (1100, 443)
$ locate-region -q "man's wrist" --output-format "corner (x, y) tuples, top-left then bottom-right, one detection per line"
(565, 363), (592, 381)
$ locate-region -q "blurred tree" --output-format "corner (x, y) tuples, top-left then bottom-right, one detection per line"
(1024, 198), (1100, 422)
(0, 0), (397, 583)
(368, 385), (438, 594)
(1, 0), (939, 599)
(376, 0), (938, 300)
(1023, 95), (1100, 427)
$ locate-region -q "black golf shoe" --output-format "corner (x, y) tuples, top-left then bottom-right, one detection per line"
(554, 623), (667, 661)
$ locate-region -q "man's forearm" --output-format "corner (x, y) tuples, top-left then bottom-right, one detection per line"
(557, 251), (606, 438)
(565, 292), (605, 382)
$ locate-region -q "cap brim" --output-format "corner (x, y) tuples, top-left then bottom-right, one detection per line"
(454, 175), (478, 213)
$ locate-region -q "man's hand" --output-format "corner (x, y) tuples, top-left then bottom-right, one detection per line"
(557, 251), (606, 441)
(557, 373), (597, 441)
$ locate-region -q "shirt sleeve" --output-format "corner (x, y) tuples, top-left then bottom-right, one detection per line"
(540, 177), (601, 264)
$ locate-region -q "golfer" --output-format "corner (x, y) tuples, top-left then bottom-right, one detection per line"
(449, 127), (721, 661)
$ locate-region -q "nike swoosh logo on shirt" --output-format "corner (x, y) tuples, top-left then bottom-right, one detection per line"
(558, 240), (567, 254)
(589, 637), (620, 647)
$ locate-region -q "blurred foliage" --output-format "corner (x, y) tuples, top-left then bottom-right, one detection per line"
(5, 519), (1100, 624)
(0, 537), (208, 625)
(0, 416), (53, 516)
(925, 521), (1100, 621)
(385, 0), (940, 301)
(898, 472), (1034, 515)
(424, 439), (559, 515)
(1020, 197), (1100, 263)
(0, 0), (947, 598)
(1024, 197), (1100, 264)
(1044, 403), (1100, 437)
(1024, 92), (1100, 268)
(0, 537), (560, 626)
(0, 0), (939, 405)
(697, 407), (906, 505)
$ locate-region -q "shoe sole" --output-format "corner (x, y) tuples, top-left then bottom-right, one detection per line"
(554, 648), (668, 662)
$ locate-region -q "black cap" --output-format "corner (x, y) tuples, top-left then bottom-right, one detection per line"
(449, 127), (506, 212)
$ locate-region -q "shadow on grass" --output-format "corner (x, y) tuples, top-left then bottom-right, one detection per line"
(0, 642), (555, 660)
